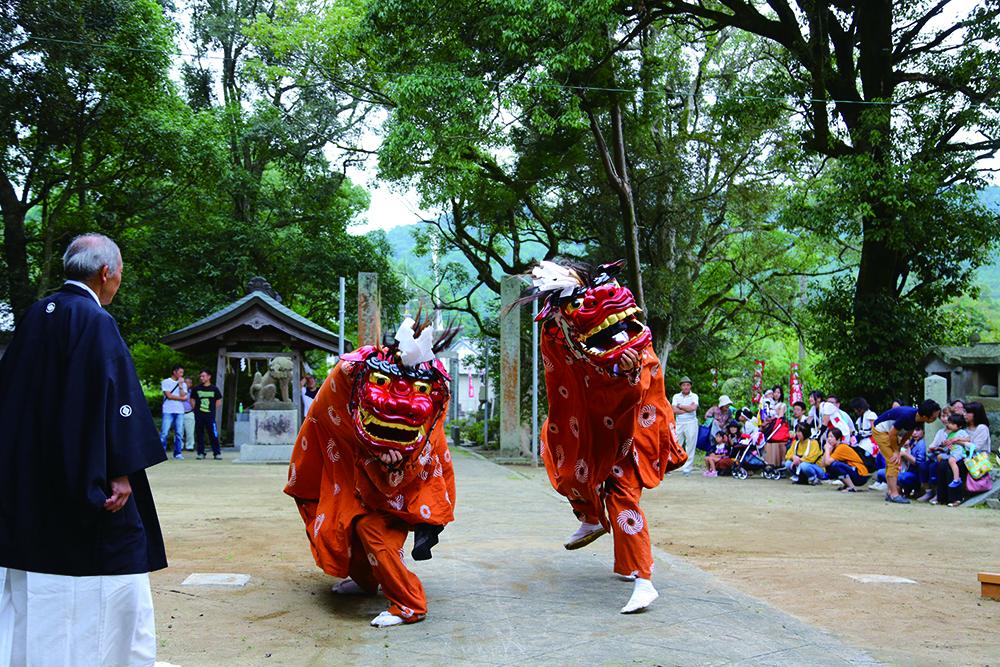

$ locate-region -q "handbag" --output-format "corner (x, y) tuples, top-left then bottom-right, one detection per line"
(965, 450), (994, 480)
(965, 472), (993, 494)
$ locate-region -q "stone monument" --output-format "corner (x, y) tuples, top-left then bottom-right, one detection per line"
(923, 374), (947, 448)
(240, 356), (298, 462)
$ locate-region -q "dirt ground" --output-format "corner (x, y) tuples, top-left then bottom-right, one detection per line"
(513, 462), (1000, 667)
(147, 452), (1000, 667)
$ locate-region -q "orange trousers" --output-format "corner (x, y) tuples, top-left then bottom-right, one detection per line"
(348, 513), (426, 622)
(576, 456), (654, 580)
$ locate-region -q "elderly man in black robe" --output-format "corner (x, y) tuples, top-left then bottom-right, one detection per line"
(0, 233), (167, 666)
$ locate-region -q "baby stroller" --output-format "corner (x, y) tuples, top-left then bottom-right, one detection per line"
(731, 431), (781, 480)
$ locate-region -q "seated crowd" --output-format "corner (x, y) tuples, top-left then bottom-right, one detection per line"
(690, 383), (995, 506)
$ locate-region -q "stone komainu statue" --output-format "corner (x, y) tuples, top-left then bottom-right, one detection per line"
(250, 356), (294, 408)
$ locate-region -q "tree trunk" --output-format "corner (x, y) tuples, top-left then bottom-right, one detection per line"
(0, 175), (32, 322)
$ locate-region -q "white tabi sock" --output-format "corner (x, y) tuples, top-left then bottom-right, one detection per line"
(620, 578), (658, 614)
(370, 610), (405, 628)
(564, 521), (606, 549)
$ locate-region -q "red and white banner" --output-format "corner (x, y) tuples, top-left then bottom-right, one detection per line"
(789, 363), (803, 405)
(468, 373), (475, 398)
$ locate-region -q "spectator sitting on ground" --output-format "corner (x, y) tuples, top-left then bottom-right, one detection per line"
(935, 413), (970, 491)
(823, 427), (870, 493)
(738, 407), (759, 436)
(807, 390), (825, 432)
(826, 395), (856, 440)
(725, 420), (742, 448)
(704, 431), (734, 477)
(704, 395), (734, 437)
(848, 397), (878, 455)
(789, 401), (808, 432)
(819, 401), (852, 443)
(785, 423), (824, 484)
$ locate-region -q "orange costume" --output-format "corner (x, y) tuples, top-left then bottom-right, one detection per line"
(284, 321), (457, 627)
(524, 259), (686, 613)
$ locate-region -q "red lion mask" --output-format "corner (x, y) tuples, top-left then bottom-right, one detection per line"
(526, 259), (651, 368)
(342, 345), (451, 455)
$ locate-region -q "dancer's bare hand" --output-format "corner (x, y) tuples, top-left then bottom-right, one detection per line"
(619, 348), (641, 371)
(379, 449), (403, 465)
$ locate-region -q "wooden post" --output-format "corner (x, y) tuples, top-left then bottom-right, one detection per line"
(215, 346), (226, 428)
(979, 573), (1000, 600)
(358, 272), (381, 347)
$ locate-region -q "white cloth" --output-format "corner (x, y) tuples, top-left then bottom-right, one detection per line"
(970, 423), (992, 454)
(671, 392), (699, 423)
(302, 386), (315, 416)
(160, 378), (187, 414)
(0, 567), (156, 667)
(837, 409), (855, 434)
(64, 280), (101, 306)
(742, 420), (760, 436)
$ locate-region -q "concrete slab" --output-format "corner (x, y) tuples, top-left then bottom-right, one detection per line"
(843, 574), (917, 584)
(181, 573), (251, 588)
(334, 448), (880, 666)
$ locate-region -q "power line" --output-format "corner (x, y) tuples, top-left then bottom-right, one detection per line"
(21, 34), (905, 107)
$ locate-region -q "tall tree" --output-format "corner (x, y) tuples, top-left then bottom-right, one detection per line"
(0, 0), (176, 320)
(643, 0), (1000, 399)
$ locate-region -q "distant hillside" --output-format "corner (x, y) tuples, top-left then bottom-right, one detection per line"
(383, 185), (1000, 298)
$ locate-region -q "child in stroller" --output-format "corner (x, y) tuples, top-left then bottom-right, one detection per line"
(731, 425), (781, 480)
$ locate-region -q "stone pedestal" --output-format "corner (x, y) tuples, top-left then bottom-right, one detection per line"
(924, 375), (947, 447)
(358, 272), (381, 347)
(235, 409), (297, 463)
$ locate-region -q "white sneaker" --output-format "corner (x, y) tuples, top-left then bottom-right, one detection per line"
(332, 578), (368, 595)
(621, 578), (658, 613)
(370, 611), (404, 627)
(564, 521), (607, 550)
(870, 481), (888, 491)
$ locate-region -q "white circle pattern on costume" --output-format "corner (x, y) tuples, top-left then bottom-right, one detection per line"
(616, 509), (644, 535)
(327, 406), (341, 426)
(420, 504), (431, 519)
(301, 435), (308, 451)
(620, 437), (634, 457)
(571, 487), (582, 499)
(574, 459), (589, 483)
(638, 404), (656, 428)
(329, 376), (336, 392)
(288, 462), (297, 486)
(564, 354), (574, 365)
(326, 440), (341, 463)
(548, 422), (559, 435)
(542, 354), (554, 371)
(555, 445), (565, 469)
(443, 450), (451, 463)
(45, 302), (55, 313)
(558, 385), (569, 398)
(603, 416), (615, 429)
(569, 416), (580, 438)
(419, 470), (428, 480)
(612, 465), (624, 478)
(333, 483), (341, 496)
(389, 494), (405, 510)
(368, 552), (378, 567)
(313, 513), (325, 537)
(119, 405), (132, 418)
(389, 470), (404, 487)
(433, 463), (443, 477)
(628, 371), (640, 386)
(653, 459), (661, 472)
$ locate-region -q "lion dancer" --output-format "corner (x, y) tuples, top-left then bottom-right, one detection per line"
(284, 317), (458, 627)
(519, 260), (686, 614)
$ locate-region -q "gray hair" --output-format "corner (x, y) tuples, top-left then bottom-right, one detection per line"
(63, 233), (122, 280)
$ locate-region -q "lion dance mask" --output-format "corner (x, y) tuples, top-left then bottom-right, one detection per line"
(518, 260), (686, 612)
(284, 317), (458, 626)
